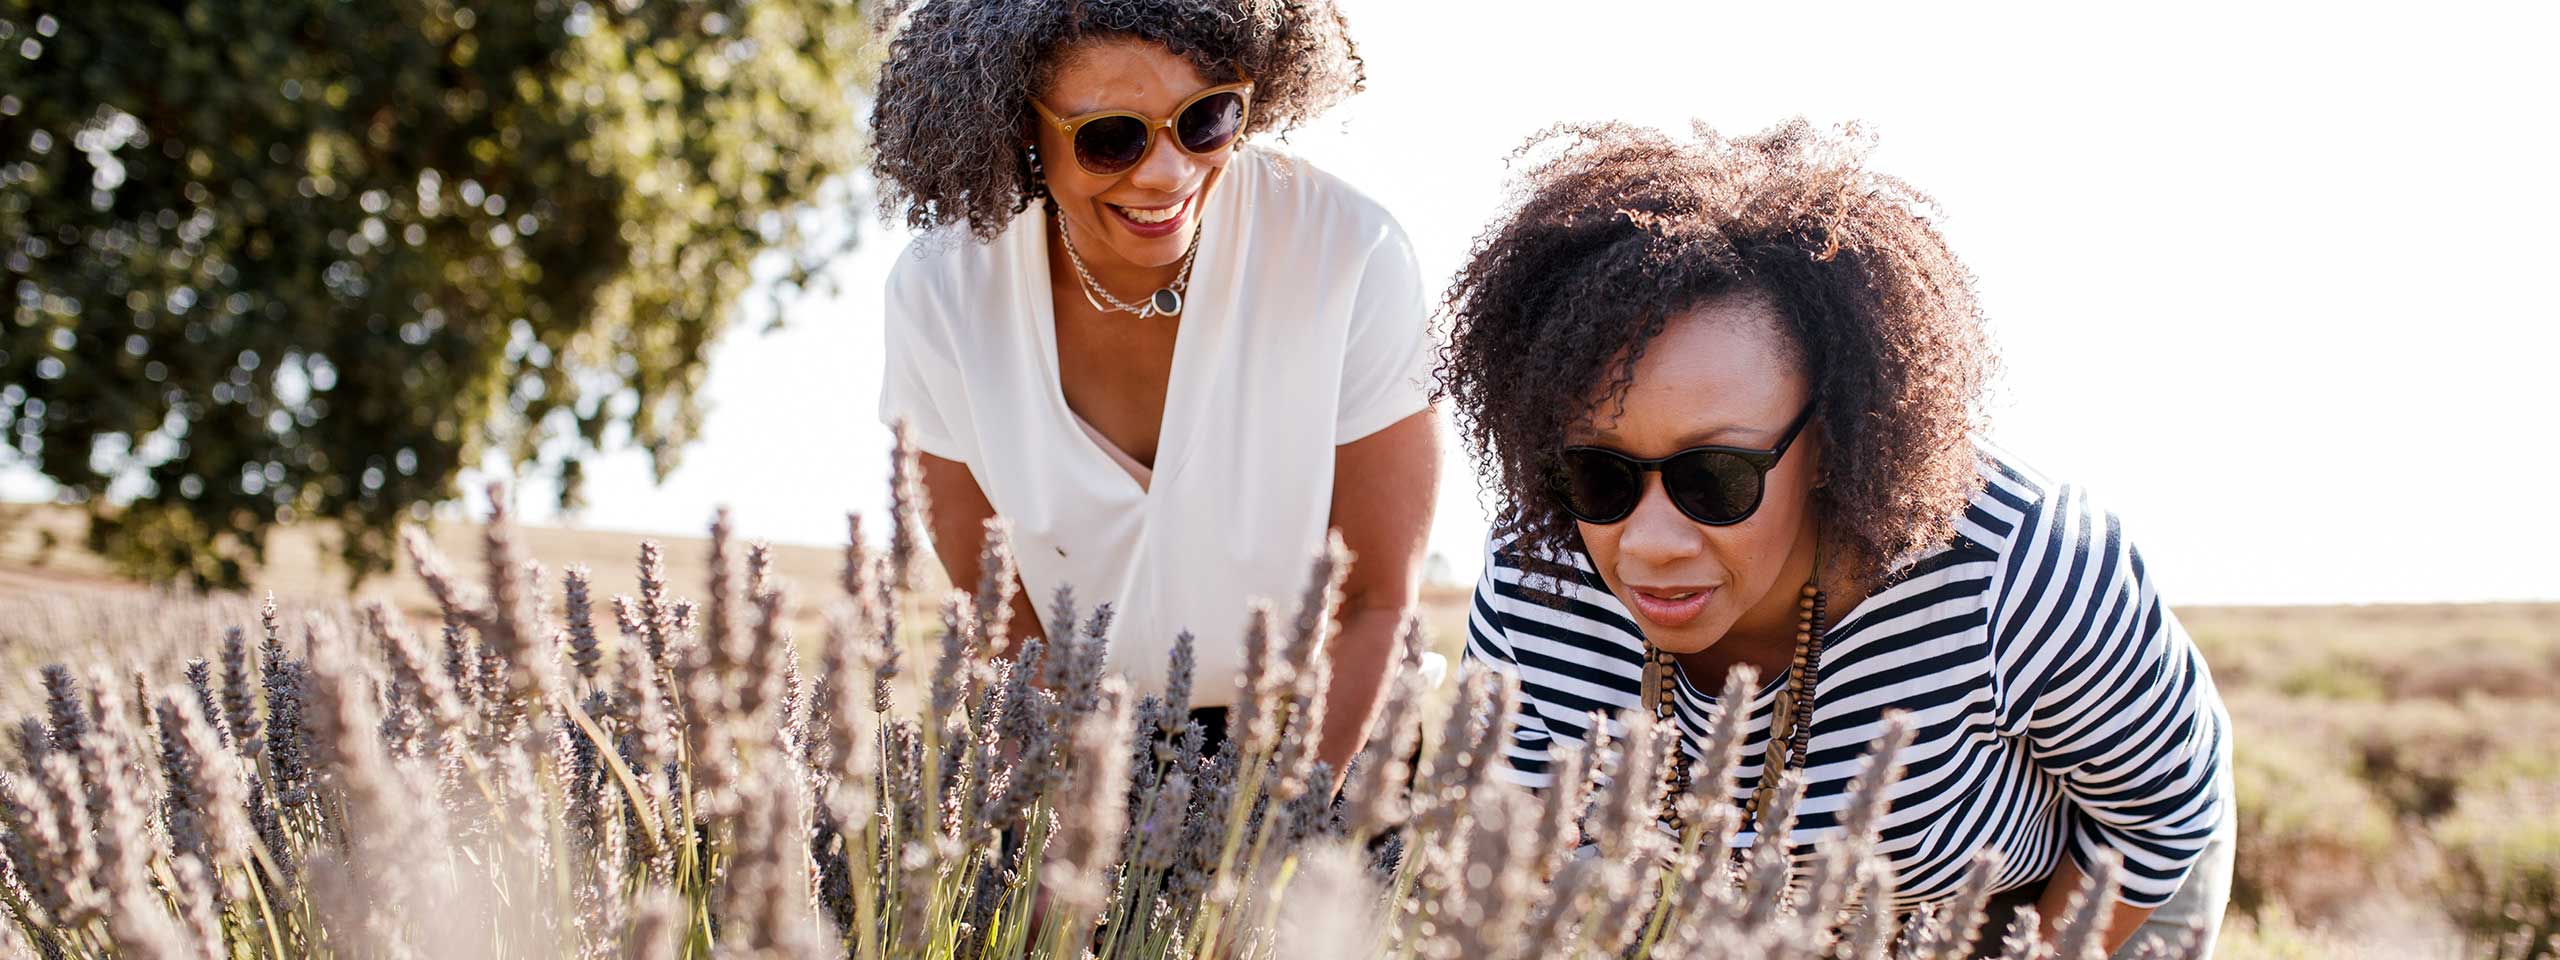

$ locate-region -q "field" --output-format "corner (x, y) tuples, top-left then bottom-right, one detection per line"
(0, 500), (2554, 958)
(2178, 604), (2560, 957)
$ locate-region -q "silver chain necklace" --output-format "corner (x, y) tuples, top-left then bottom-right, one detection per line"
(1056, 207), (1200, 319)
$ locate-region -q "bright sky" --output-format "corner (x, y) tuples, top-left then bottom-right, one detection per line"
(26, 1), (2560, 605)
(494, 0), (2560, 606)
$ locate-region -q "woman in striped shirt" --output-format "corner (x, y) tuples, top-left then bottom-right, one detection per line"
(1437, 120), (2233, 957)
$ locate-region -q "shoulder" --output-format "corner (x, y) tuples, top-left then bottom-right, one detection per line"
(1890, 440), (2158, 637)
(1476, 527), (1644, 639)
(1946, 439), (2066, 561)
(1967, 442), (2139, 577)
(1850, 440), (2056, 594)
(889, 222), (992, 281)
(885, 215), (1037, 338)
(1948, 445), (2191, 730)
(1481, 526), (1593, 594)
(1972, 442), (2166, 651)
(1235, 146), (1413, 256)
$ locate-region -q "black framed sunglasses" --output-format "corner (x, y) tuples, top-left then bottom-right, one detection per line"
(1554, 401), (1818, 526)
(1032, 82), (1253, 177)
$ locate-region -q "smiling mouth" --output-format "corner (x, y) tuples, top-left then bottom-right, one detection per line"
(1111, 200), (1186, 224)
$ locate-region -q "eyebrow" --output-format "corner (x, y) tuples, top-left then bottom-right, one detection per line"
(1049, 81), (1238, 120)
(1576, 422), (1773, 449)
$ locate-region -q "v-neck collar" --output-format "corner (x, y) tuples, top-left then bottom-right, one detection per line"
(1018, 156), (1246, 501)
(1071, 410), (1153, 491)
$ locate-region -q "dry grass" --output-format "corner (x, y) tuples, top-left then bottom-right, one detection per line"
(0, 501), (853, 631)
(2183, 604), (2560, 960)
(1, 496), (2554, 957)
(2182, 604), (2560, 703)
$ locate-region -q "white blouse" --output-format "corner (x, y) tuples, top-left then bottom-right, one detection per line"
(877, 147), (1432, 705)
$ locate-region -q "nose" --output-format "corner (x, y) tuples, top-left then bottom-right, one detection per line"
(1615, 474), (1706, 569)
(1123, 121), (1202, 193)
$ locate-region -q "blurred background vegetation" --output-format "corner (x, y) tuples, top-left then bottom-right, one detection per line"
(0, 0), (869, 588)
(2193, 604), (2560, 957)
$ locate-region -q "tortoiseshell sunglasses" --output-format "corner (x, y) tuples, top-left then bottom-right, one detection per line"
(1032, 82), (1253, 176)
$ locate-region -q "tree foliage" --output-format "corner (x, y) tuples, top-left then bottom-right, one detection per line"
(0, 0), (868, 586)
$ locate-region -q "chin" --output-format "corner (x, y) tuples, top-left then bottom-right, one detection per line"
(1643, 624), (1726, 656)
(1102, 226), (1195, 268)
(1623, 601), (1741, 655)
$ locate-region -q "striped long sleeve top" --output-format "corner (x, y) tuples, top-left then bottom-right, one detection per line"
(1463, 444), (2233, 909)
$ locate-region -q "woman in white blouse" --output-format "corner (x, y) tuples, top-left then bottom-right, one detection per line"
(868, 1), (1438, 771)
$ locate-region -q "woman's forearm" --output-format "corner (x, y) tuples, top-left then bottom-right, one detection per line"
(916, 452), (1048, 661)
(2036, 855), (2156, 954)
(1313, 409), (1442, 789)
(1313, 602), (1408, 788)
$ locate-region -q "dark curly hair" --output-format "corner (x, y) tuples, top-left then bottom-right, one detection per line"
(1436, 119), (1996, 589)
(869, 0), (1364, 240)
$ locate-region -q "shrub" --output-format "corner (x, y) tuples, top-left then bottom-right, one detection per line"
(2437, 762), (2560, 956)
(2226, 715), (2395, 923)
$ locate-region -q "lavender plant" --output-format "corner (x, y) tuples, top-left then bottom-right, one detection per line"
(0, 433), (2186, 960)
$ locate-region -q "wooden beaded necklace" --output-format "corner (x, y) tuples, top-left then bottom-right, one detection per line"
(1647, 543), (1828, 836)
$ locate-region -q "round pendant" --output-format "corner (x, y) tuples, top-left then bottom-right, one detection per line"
(1151, 287), (1183, 316)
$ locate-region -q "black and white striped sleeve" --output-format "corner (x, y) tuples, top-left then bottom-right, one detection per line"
(1464, 540), (1561, 788)
(1991, 484), (2233, 909)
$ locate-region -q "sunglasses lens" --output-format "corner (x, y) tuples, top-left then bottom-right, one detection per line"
(1662, 452), (1764, 525)
(1558, 450), (1643, 523)
(1073, 115), (1150, 174)
(1175, 91), (1246, 154)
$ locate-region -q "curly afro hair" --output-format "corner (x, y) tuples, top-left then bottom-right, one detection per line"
(869, 0), (1364, 240)
(1436, 119), (1996, 589)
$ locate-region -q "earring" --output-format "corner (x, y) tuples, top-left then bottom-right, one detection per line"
(1024, 142), (1055, 204)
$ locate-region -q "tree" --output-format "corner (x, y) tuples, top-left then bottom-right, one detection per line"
(0, 0), (868, 587)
